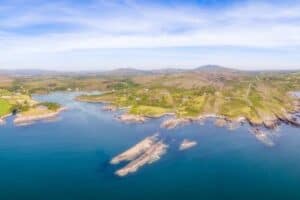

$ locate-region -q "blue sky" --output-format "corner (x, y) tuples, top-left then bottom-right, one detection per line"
(0, 0), (300, 70)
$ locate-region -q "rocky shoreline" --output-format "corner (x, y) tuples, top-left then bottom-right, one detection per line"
(78, 91), (300, 130)
(104, 104), (300, 135)
(246, 112), (300, 130)
(75, 91), (300, 133)
(159, 106), (300, 131)
(110, 107), (300, 131)
(160, 114), (245, 130)
(13, 107), (66, 126)
(0, 114), (12, 125)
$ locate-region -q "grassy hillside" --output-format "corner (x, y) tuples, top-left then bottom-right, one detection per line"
(77, 69), (300, 125)
(1, 67), (299, 124)
(0, 99), (12, 117)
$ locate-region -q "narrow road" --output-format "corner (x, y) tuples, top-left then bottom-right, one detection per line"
(246, 83), (253, 99)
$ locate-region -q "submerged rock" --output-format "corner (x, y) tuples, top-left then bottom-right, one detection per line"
(251, 128), (275, 147)
(102, 105), (117, 112)
(179, 139), (197, 151)
(214, 118), (227, 127)
(227, 121), (241, 130)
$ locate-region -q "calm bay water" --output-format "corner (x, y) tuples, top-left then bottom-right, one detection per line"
(1, 92), (300, 200)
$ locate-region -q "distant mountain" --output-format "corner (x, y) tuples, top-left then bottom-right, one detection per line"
(104, 65), (241, 76)
(99, 67), (186, 77)
(151, 68), (186, 74)
(0, 69), (62, 77)
(2, 66), (297, 78)
(100, 68), (152, 77)
(193, 65), (239, 72)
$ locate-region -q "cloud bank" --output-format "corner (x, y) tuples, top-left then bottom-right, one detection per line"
(0, 0), (300, 70)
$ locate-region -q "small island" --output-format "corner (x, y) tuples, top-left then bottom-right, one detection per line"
(179, 139), (198, 151)
(111, 134), (168, 177)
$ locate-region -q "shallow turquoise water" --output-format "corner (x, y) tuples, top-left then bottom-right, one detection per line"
(1, 92), (300, 200)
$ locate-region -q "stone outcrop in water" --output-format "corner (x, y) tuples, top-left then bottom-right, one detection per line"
(117, 114), (147, 123)
(110, 134), (159, 164)
(111, 133), (168, 177)
(214, 118), (227, 127)
(227, 121), (241, 130)
(251, 128), (275, 147)
(179, 139), (197, 151)
(115, 141), (168, 177)
(160, 118), (193, 129)
(102, 105), (117, 112)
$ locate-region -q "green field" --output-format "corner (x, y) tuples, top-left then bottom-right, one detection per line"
(0, 99), (12, 117)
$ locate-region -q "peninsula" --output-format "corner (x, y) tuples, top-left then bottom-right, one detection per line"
(76, 66), (300, 130)
(0, 89), (63, 125)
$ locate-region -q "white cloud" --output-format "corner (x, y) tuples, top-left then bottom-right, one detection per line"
(0, 0), (300, 69)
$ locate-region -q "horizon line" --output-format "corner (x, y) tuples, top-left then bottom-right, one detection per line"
(1, 65), (300, 73)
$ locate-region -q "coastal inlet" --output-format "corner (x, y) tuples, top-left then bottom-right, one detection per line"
(2, 91), (300, 178)
(2, 92), (300, 200)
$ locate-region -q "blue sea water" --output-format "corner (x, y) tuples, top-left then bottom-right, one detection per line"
(1, 92), (300, 200)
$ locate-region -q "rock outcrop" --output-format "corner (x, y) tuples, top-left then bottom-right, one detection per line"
(117, 114), (147, 123)
(179, 139), (197, 151)
(102, 105), (117, 112)
(160, 118), (192, 129)
(111, 133), (168, 177)
(110, 134), (159, 165)
(251, 128), (275, 147)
